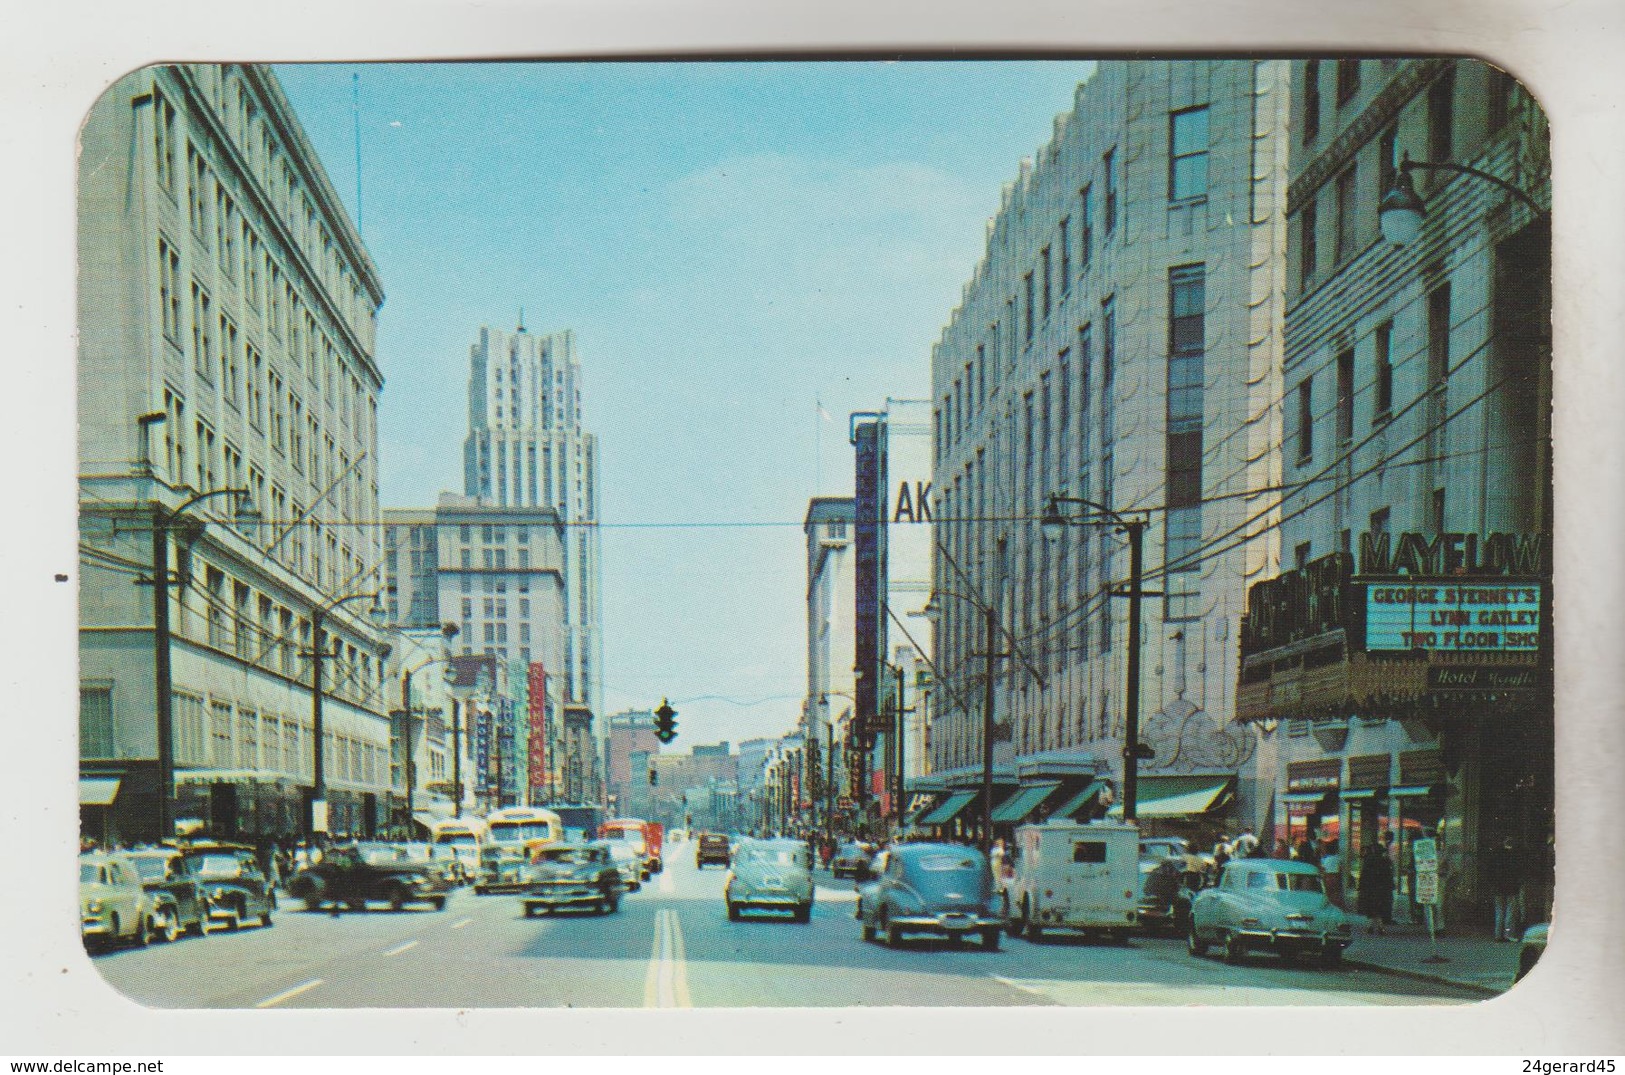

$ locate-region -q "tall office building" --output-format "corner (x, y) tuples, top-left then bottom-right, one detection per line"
(461, 326), (603, 736)
(78, 64), (391, 842)
(927, 60), (1290, 830)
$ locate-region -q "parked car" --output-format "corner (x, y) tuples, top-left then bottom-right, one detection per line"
(830, 841), (872, 880)
(124, 848), (208, 942)
(521, 843), (623, 917)
(1187, 858), (1353, 966)
(177, 843), (275, 931)
(596, 840), (644, 892)
(1004, 821), (1140, 942)
(473, 845), (531, 894)
(726, 839), (814, 922)
(80, 853), (154, 950)
(1516, 922), (1548, 982)
(286, 843), (450, 912)
(394, 842), (462, 887)
(695, 833), (731, 869)
(1137, 854), (1204, 935)
(857, 843), (1003, 950)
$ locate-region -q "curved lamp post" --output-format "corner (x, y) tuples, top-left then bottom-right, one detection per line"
(306, 587), (386, 838)
(148, 485), (258, 841)
(1039, 494), (1155, 823)
(1379, 153), (1545, 246)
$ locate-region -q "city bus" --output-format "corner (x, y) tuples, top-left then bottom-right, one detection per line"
(487, 806), (564, 857)
(428, 817), (488, 881)
(548, 804), (606, 843)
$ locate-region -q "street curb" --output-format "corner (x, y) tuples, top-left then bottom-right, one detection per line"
(1343, 955), (1505, 997)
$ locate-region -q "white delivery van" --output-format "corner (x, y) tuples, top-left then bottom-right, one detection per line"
(1006, 820), (1141, 941)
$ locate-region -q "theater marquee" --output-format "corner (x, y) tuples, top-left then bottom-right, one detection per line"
(1364, 582), (1542, 653)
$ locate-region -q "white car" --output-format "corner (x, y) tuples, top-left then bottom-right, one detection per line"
(80, 854), (154, 950)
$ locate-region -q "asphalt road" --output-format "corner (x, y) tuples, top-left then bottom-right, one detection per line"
(90, 841), (1487, 1009)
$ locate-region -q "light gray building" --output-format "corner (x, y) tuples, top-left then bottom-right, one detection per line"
(461, 325), (603, 729)
(801, 496), (854, 824)
(78, 64), (390, 842)
(927, 60), (1291, 830)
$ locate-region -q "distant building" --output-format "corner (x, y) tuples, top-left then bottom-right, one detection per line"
(78, 64), (389, 843)
(802, 497), (854, 826)
(604, 709), (660, 816)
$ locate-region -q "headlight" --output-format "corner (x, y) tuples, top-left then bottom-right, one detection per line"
(85, 900), (103, 914)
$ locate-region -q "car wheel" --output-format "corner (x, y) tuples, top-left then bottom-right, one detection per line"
(260, 903), (274, 927)
(1222, 930), (1247, 965)
(186, 905), (207, 937)
(1187, 924), (1210, 957)
(727, 902), (742, 922)
(1021, 897), (1042, 942)
(346, 900), (365, 913)
(793, 903), (811, 924)
(522, 904), (535, 918)
(880, 908), (902, 948)
(1321, 947), (1344, 968)
(106, 914), (120, 947)
(603, 896), (619, 915)
(303, 896), (323, 913)
(982, 928), (1001, 952)
(133, 915), (150, 948)
(861, 917), (876, 943)
(389, 885), (408, 913)
(157, 908), (182, 943)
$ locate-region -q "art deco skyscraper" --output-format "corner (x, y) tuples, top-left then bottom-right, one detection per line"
(462, 325), (603, 724)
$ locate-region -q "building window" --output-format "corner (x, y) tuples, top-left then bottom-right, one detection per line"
(1168, 105), (1209, 202)
(1040, 247), (1052, 320)
(1373, 321), (1394, 420)
(191, 283), (212, 381)
(1167, 264), (1205, 506)
(1078, 184), (1093, 267)
(1023, 273), (1035, 343)
(1428, 69), (1455, 173)
(1334, 164), (1358, 263)
(1487, 66), (1515, 133)
(1336, 59), (1361, 105)
(1336, 349), (1355, 443)
(1058, 219), (1070, 292)
(1428, 282), (1452, 386)
(1100, 296), (1116, 508)
(152, 89), (176, 195)
(1296, 379), (1313, 464)
(1102, 148), (1118, 234)
(80, 685), (114, 758)
(1303, 60), (1321, 144)
(1432, 487), (1447, 534)
(158, 238), (182, 343)
(1299, 199), (1318, 291)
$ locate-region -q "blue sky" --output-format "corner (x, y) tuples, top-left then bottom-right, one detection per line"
(274, 60), (1096, 750)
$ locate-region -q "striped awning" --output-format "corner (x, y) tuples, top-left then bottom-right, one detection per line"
(1053, 779), (1111, 819)
(79, 778), (121, 806)
(1109, 775), (1235, 819)
(990, 782), (1061, 824)
(918, 790), (978, 827)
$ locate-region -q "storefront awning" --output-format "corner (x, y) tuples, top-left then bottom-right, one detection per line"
(1389, 784), (1436, 797)
(1280, 791), (1329, 804)
(79, 778), (121, 806)
(1053, 779), (1111, 819)
(990, 782), (1061, 824)
(903, 793), (943, 824)
(1109, 775), (1234, 818)
(1342, 788), (1380, 800)
(918, 790), (978, 827)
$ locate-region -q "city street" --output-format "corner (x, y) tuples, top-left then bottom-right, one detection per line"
(92, 845), (1482, 1009)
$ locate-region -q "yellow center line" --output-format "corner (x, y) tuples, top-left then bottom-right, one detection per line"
(642, 909), (666, 1007)
(668, 909), (691, 1007)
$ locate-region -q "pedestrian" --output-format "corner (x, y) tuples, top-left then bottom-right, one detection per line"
(1274, 838), (1292, 859)
(1293, 834), (1320, 865)
(1487, 835), (1523, 941)
(1357, 836), (1394, 933)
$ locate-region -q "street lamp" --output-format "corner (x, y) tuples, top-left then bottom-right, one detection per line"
(1040, 494), (1155, 823)
(306, 586), (386, 839)
(145, 482), (258, 841)
(1379, 153), (1545, 246)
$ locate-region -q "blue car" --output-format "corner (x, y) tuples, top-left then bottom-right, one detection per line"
(857, 844), (1003, 950)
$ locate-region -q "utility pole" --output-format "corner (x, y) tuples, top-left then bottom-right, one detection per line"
(451, 697), (463, 819)
(1122, 517), (1146, 823)
(981, 604), (997, 855)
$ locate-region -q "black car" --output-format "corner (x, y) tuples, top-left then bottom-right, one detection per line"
(177, 844), (275, 931)
(287, 843), (451, 912)
(125, 849), (208, 942)
(696, 833), (731, 868)
(857, 844), (1003, 950)
(521, 844), (623, 916)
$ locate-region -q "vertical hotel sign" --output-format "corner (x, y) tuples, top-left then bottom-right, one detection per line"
(528, 663), (549, 802)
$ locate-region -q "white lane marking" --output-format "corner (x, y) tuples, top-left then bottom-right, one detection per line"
(255, 978), (325, 1008)
(383, 940), (419, 957)
(989, 974), (1048, 997)
(642, 909), (691, 1008)
(450, 918), (474, 930)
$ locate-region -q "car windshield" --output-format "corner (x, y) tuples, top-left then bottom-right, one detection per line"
(436, 833), (479, 846)
(128, 857), (170, 880)
(906, 854), (987, 897)
(739, 848), (804, 867)
(541, 849), (597, 865)
(188, 854), (242, 877)
(359, 848), (401, 866)
(1248, 871), (1323, 893)
(80, 863), (99, 883)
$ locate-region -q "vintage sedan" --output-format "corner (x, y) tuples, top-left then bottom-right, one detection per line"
(394, 842), (461, 887)
(1137, 853), (1206, 934)
(473, 845), (531, 895)
(521, 844), (622, 916)
(286, 843), (450, 912)
(1187, 858), (1353, 965)
(695, 833), (731, 869)
(125, 848), (208, 941)
(177, 844), (275, 930)
(596, 840), (644, 892)
(80, 853), (154, 950)
(726, 839), (814, 922)
(830, 841), (873, 880)
(857, 844), (1003, 950)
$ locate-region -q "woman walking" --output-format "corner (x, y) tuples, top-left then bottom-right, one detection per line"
(1358, 834), (1394, 934)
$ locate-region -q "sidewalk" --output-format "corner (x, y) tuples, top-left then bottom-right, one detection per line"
(1341, 918), (1523, 996)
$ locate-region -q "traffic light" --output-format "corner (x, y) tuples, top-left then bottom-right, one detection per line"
(648, 765), (659, 787)
(653, 698), (678, 744)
